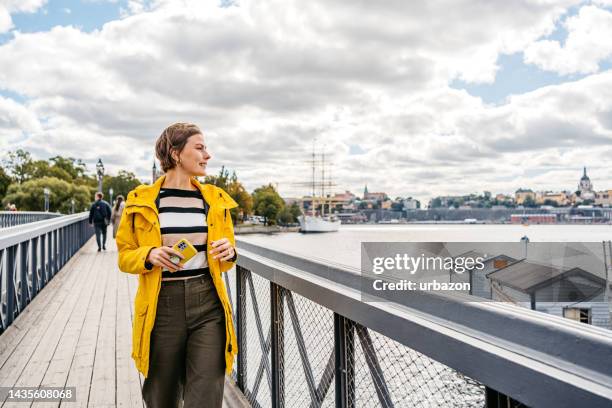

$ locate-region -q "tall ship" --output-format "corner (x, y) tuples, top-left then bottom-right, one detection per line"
(297, 143), (341, 233)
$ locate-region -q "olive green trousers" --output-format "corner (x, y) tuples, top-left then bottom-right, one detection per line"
(142, 274), (226, 408)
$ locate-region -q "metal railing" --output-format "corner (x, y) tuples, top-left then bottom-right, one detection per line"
(225, 240), (612, 408)
(0, 213), (94, 333)
(0, 211), (62, 228)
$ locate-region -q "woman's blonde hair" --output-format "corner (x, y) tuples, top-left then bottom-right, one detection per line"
(155, 122), (202, 172)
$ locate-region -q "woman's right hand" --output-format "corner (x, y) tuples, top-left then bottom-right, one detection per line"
(146, 246), (185, 272)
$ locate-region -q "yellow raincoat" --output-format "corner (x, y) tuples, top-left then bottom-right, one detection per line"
(116, 174), (238, 378)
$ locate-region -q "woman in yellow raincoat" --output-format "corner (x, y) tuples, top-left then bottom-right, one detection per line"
(116, 122), (238, 408)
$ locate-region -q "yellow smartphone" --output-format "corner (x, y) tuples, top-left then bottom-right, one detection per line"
(170, 238), (198, 265)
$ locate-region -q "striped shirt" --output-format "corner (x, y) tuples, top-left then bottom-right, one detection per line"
(155, 187), (209, 279)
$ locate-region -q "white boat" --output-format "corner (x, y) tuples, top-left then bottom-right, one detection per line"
(299, 214), (341, 232)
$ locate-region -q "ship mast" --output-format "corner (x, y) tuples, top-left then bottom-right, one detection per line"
(321, 150), (325, 217)
(312, 139), (316, 215)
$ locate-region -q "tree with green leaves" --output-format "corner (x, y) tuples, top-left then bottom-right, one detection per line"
(276, 202), (302, 225)
(0, 165), (11, 201)
(49, 156), (88, 180)
(102, 170), (142, 204)
(522, 196), (537, 208)
(252, 184), (284, 226)
(1, 176), (92, 214)
(2, 149), (34, 183)
(205, 166), (253, 224)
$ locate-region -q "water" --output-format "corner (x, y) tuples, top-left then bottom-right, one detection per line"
(232, 225), (612, 407)
(238, 224), (612, 271)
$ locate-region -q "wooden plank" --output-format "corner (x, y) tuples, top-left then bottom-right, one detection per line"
(0, 237), (94, 364)
(60, 247), (112, 408)
(125, 267), (146, 398)
(116, 271), (144, 408)
(88, 248), (118, 408)
(0, 240), (95, 405)
(31, 243), (107, 408)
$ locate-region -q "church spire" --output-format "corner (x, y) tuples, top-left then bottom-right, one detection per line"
(152, 160), (157, 184)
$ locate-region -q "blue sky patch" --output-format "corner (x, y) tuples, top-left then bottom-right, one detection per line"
(449, 5), (596, 105)
(0, 89), (28, 103)
(3, 0), (123, 44)
(349, 144), (366, 155)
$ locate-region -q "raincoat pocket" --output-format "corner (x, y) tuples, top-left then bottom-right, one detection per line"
(132, 302), (149, 359)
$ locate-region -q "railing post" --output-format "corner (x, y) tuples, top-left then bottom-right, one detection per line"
(6, 245), (16, 326)
(335, 313), (355, 408)
(31, 236), (38, 298)
(270, 282), (285, 408)
(19, 241), (28, 308)
(40, 234), (47, 288)
(53, 229), (58, 276)
(236, 265), (247, 391)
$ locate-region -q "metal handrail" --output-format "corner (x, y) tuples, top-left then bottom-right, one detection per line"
(0, 211), (62, 228)
(0, 213), (93, 333)
(234, 239), (612, 408)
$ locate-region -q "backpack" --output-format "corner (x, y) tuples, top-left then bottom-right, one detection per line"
(92, 201), (109, 223)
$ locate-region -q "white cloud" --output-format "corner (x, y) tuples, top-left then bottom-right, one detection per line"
(0, 0), (47, 33)
(0, 0), (610, 201)
(524, 5), (612, 75)
(0, 95), (42, 151)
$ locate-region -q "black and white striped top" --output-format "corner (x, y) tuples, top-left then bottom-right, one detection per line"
(155, 187), (209, 279)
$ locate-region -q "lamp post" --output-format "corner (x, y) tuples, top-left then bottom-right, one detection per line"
(109, 187), (114, 206)
(96, 159), (104, 193)
(43, 188), (50, 212)
(71, 198), (75, 214)
(520, 235), (530, 259)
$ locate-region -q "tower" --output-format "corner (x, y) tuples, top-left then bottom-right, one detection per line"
(578, 166), (594, 200)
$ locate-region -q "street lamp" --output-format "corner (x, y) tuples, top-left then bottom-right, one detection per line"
(43, 188), (50, 212)
(109, 187), (114, 206)
(96, 158), (104, 193)
(71, 198), (75, 214)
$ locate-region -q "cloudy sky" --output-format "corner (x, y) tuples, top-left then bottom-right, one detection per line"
(0, 0), (611, 202)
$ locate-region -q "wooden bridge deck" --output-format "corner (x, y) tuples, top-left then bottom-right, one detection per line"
(0, 236), (247, 408)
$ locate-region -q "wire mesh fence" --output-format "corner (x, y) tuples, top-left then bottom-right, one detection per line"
(346, 321), (484, 407)
(230, 265), (486, 407)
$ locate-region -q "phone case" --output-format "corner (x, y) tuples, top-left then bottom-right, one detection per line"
(171, 238), (198, 264)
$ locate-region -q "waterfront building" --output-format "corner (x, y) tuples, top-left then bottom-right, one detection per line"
(402, 197), (419, 209)
(578, 166), (595, 200)
(515, 188), (536, 205)
(595, 189), (612, 206)
(487, 259), (609, 329)
(535, 191), (570, 206)
(363, 185), (387, 201)
(510, 213), (557, 224)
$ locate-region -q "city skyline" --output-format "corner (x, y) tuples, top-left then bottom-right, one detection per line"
(0, 1), (611, 202)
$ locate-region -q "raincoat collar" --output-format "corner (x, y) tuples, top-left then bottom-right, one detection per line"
(126, 174), (237, 212)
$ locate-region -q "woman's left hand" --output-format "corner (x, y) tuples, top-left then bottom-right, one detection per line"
(210, 238), (236, 261)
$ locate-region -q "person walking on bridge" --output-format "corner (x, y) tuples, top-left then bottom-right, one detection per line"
(116, 122), (238, 408)
(88, 192), (111, 251)
(111, 194), (125, 239)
